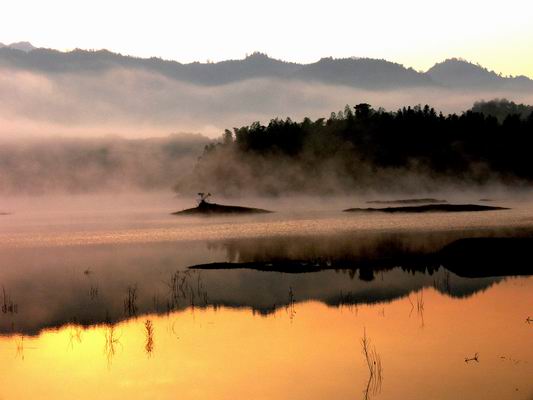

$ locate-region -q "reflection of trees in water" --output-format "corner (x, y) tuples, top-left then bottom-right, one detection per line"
(338, 291), (359, 315)
(211, 233), (456, 275)
(360, 329), (383, 400)
(433, 271), (452, 294)
(209, 232), (533, 285)
(0, 258), (504, 336)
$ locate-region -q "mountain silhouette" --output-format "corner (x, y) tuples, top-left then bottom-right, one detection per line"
(1, 44), (532, 90)
(294, 57), (433, 89)
(0, 41), (35, 52)
(427, 58), (533, 91)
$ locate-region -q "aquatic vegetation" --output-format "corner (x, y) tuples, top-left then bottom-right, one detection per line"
(408, 291), (425, 328)
(465, 353), (479, 363)
(15, 335), (25, 361)
(68, 324), (83, 349)
(165, 270), (209, 314)
(144, 319), (154, 356)
(416, 291), (424, 314)
(103, 325), (122, 367)
(89, 285), (99, 300)
(2, 286), (18, 314)
(166, 271), (189, 311)
(286, 286), (296, 321)
(124, 286), (138, 317)
(499, 355), (524, 365)
(361, 329), (383, 400)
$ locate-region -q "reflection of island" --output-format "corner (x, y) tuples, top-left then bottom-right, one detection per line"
(173, 193), (272, 215)
(1, 228), (525, 336)
(193, 237), (533, 278)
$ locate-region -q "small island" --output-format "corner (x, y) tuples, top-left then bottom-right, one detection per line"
(172, 193), (273, 215)
(366, 198), (447, 205)
(343, 204), (509, 213)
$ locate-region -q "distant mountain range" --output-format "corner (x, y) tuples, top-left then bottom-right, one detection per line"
(0, 41), (35, 52)
(1, 43), (532, 91)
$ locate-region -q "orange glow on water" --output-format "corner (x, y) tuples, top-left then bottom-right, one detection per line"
(1, 278), (532, 399)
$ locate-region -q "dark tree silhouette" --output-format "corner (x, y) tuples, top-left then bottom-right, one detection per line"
(176, 102), (533, 195)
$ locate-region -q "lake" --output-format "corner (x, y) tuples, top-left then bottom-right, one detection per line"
(0, 194), (532, 399)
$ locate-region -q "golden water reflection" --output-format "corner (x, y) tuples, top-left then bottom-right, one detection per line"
(1, 278), (532, 400)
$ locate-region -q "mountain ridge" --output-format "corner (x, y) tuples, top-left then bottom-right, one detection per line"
(1, 44), (532, 90)
(0, 41), (35, 52)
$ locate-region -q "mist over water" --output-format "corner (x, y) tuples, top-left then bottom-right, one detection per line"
(1, 203), (532, 399)
(1, 193), (533, 246)
(1, 48), (533, 400)
(2, 200), (532, 336)
(0, 134), (208, 195)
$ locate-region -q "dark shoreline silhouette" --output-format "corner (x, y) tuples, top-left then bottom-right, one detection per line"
(179, 101), (533, 196)
(366, 198), (447, 205)
(190, 237), (533, 278)
(343, 204), (508, 213)
(189, 261), (324, 273)
(173, 200), (272, 215)
(438, 237), (533, 277)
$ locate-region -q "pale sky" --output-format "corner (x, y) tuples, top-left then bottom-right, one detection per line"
(1, 0), (532, 77)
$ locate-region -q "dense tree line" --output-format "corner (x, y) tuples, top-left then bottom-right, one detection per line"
(176, 102), (533, 195)
(472, 99), (533, 122)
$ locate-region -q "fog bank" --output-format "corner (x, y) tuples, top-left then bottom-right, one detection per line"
(2, 66), (533, 138)
(0, 134), (209, 195)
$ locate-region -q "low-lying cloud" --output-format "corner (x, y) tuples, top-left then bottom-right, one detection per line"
(2, 66), (533, 139)
(0, 134), (209, 195)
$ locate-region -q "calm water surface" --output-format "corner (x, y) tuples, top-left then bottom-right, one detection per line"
(0, 195), (532, 399)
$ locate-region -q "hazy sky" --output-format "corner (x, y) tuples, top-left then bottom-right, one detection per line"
(1, 0), (532, 77)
